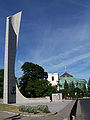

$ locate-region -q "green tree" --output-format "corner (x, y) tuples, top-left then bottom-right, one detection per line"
(69, 88), (75, 98)
(88, 78), (90, 96)
(64, 80), (68, 90)
(82, 84), (87, 97)
(76, 82), (78, 87)
(62, 89), (68, 98)
(19, 62), (57, 98)
(69, 81), (75, 89)
(63, 80), (69, 97)
(21, 62), (48, 80)
(69, 87), (84, 98)
(0, 69), (4, 98)
(57, 80), (61, 91)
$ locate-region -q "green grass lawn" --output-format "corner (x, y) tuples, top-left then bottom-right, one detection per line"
(0, 103), (51, 115)
(0, 103), (19, 113)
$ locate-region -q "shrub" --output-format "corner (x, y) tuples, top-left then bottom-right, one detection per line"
(27, 106), (37, 114)
(19, 105), (26, 112)
(37, 105), (50, 113)
(19, 105), (50, 114)
(19, 106), (37, 114)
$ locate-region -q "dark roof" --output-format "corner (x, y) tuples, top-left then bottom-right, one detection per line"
(60, 72), (73, 77)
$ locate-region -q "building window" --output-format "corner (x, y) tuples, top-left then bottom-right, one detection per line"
(52, 76), (54, 81)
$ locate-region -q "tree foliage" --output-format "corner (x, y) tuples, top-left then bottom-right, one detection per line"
(82, 84), (87, 97)
(64, 80), (68, 90)
(88, 78), (90, 95)
(69, 81), (75, 89)
(21, 62), (48, 80)
(19, 62), (57, 98)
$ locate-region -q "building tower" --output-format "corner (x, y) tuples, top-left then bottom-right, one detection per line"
(48, 73), (59, 91)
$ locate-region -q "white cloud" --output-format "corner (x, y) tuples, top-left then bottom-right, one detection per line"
(15, 3), (90, 80)
(69, 0), (90, 8)
(45, 52), (90, 72)
(37, 45), (84, 65)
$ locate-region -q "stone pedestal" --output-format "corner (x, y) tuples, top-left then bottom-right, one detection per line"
(52, 93), (62, 102)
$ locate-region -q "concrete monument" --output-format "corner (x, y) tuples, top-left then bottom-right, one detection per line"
(3, 12), (22, 104)
(3, 12), (51, 104)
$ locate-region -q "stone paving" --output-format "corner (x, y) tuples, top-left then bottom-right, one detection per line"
(0, 112), (21, 120)
(0, 100), (75, 120)
(14, 100), (71, 113)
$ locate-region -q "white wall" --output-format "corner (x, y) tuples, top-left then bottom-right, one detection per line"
(48, 73), (59, 90)
(16, 85), (50, 104)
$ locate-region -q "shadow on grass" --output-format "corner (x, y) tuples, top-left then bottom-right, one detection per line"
(4, 113), (21, 120)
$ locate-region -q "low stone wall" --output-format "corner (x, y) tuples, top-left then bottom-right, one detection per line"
(56, 100), (76, 120)
(70, 99), (78, 120)
(28, 96), (50, 103)
(76, 99), (82, 120)
(16, 85), (50, 104)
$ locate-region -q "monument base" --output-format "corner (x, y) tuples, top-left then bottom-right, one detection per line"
(16, 85), (50, 104)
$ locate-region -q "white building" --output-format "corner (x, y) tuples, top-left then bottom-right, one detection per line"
(48, 73), (59, 91)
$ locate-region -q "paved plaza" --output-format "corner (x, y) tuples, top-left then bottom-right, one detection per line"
(14, 100), (71, 113)
(0, 100), (74, 120)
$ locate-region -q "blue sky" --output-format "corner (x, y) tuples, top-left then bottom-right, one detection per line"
(0, 0), (90, 81)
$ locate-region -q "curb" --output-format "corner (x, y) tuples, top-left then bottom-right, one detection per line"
(0, 110), (57, 117)
(31, 112), (57, 117)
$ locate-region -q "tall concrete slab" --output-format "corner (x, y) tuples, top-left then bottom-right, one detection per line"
(3, 12), (22, 104)
(3, 12), (51, 104)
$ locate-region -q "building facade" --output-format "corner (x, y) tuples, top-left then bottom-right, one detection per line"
(48, 72), (87, 90)
(48, 73), (59, 90)
(59, 72), (87, 90)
